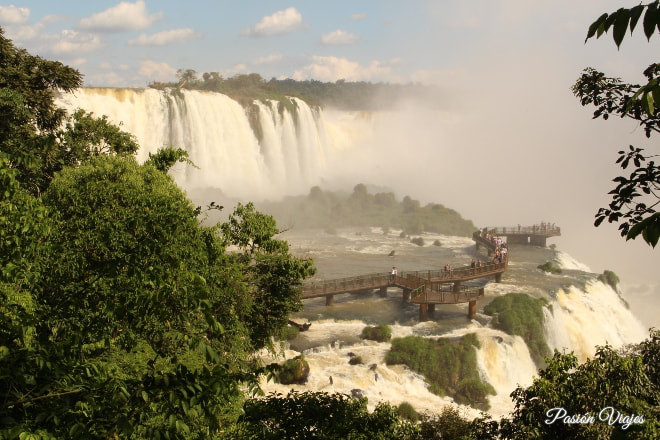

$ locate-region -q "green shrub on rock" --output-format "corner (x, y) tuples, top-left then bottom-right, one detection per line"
(385, 334), (495, 409)
(597, 270), (620, 290)
(537, 260), (562, 274)
(360, 324), (392, 342)
(277, 355), (310, 385)
(483, 293), (551, 366)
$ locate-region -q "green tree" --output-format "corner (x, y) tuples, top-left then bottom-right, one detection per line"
(230, 391), (418, 439)
(176, 68), (198, 88)
(220, 202), (315, 350)
(573, 2), (660, 247)
(499, 330), (660, 439)
(0, 29), (315, 437)
(0, 27), (139, 196)
(1, 155), (315, 438)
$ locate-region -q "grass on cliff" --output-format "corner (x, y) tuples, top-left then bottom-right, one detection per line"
(483, 293), (551, 367)
(385, 334), (495, 410)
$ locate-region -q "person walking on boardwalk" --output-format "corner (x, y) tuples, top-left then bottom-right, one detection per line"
(391, 266), (398, 282)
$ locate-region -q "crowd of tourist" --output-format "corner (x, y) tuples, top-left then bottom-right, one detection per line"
(479, 228), (508, 264)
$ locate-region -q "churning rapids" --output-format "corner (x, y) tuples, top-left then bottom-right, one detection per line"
(260, 227), (646, 419)
(56, 88), (648, 419)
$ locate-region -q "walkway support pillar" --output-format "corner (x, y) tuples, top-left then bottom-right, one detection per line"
(419, 304), (428, 321)
(468, 300), (477, 319)
(325, 295), (334, 306)
(402, 288), (411, 302)
(428, 304), (436, 316)
(453, 281), (461, 292)
(495, 273), (502, 283)
(379, 286), (387, 297)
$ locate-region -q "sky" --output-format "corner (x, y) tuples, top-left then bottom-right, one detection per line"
(1, 1), (659, 320)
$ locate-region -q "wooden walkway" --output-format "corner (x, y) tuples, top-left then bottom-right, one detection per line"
(299, 224), (559, 321)
(300, 230), (512, 320)
(301, 261), (506, 299)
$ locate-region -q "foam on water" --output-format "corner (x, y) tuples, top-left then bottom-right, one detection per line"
(543, 281), (647, 361)
(555, 251), (592, 272)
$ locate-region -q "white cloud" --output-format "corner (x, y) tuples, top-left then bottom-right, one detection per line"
(69, 57), (87, 66)
(321, 29), (357, 45)
(78, 1), (163, 32)
(84, 71), (127, 87)
(0, 5), (29, 24)
(351, 13), (367, 21)
(223, 64), (248, 77)
(242, 7), (302, 37)
(137, 59), (177, 81)
(128, 28), (201, 46)
(252, 54), (283, 65)
(293, 56), (392, 82)
(47, 30), (101, 54)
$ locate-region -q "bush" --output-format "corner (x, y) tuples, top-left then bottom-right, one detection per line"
(277, 356), (310, 385)
(433, 239), (442, 247)
(399, 231), (407, 238)
(410, 237), (425, 246)
(385, 334), (495, 409)
(597, 270), (620, 290)
(483, 293), (551, 366)
(278, 325), (299, 341)
(537, 260), (562, 274)
(234, 391), (418, 439)
(418, 406), (473, 440)
(397, 402), (419, 422)
(360, 324), (392, 342)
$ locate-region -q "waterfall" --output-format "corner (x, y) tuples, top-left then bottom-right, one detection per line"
(55, 88), (359, 199)
(542, 281), (647, 361)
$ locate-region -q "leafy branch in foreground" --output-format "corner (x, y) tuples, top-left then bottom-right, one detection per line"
(573, 1), (660, 247)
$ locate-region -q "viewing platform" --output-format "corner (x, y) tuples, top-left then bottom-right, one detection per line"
(474, 225), (560, 251)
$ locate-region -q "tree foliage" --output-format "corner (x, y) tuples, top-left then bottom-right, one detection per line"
(573, 1), (660, 247)
(150, 71), (440, 111)
(0, 28), (315, 438)
(260, 184), (476, 237)
(0, 27), (139, 196)
(230, 391), (418, 439)
(500, 330), (660, 439)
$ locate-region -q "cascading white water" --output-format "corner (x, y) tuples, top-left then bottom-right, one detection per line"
(55, 88), (361, 199)
(542, 281), (647, 361)
(555, 251), (592, 272)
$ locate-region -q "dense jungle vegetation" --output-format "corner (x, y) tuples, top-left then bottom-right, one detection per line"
(260, 183), (477, 237)
(149, 70), (440, 110)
